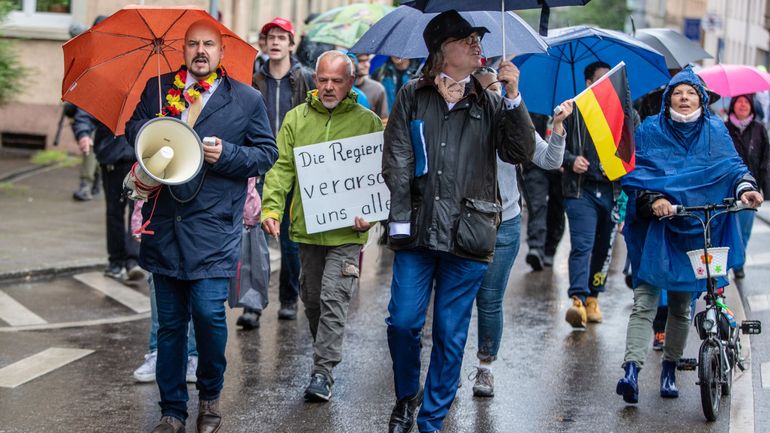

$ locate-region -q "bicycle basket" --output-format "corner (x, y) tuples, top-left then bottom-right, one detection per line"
(686, 247), (729, 280)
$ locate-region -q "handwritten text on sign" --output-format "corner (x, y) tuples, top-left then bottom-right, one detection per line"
(294, 132), (390, 234)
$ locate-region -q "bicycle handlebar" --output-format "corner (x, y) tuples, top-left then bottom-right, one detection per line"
(672, 201), (752, 215)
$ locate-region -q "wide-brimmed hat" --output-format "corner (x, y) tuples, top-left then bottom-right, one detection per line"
(423, 10), (489, 54)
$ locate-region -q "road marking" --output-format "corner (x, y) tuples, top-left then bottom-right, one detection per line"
(0, 290), (47, 326)
(727, 282), (755, 433)
(0, 347), (93, 388)
(74, 272), (150, 313)
(747, 294), (770, 313)
(763, 363), (770, 389)
(0, 312), (150, 332)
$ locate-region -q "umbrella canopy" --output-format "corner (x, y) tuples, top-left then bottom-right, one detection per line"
(402, 0), (591, 12)
(513, 25), (670, 115)
(695, 64), (770, 97)
(305, 3), (394, 49)
(349, 6), (547, 59)
(62, 5), (256, 136)
(635, 28), (712, 69)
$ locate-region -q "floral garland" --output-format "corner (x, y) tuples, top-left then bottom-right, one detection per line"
(158, 65), (224, 117)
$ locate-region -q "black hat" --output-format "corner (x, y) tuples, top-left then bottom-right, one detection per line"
(423, 10), (489, 54)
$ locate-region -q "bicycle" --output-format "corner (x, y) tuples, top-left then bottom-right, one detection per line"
(665, 198), (762, 421)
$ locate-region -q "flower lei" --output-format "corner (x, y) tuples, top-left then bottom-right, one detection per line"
(158, 65), (225, 117)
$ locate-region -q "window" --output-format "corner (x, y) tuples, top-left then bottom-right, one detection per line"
(6, 0), (72, 29)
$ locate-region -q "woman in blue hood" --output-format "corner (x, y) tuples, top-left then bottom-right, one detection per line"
(615, 67), (763, 404)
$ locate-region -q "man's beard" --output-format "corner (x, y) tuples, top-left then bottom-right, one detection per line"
(321, 99), (340, 110)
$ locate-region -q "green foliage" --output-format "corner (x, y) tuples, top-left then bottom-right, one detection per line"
(30, 150), (78, 166)
(0, 0), (27, 105)
(518, 0), (629, 32)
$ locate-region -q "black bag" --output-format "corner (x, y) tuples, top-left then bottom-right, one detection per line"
(228, 227), (270, 311)
(454, 198), (501, 258)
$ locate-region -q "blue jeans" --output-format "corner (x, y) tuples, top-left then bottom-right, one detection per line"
(736, 210), (755, 270)
(148, 275), (197, 356)
(564, 182), (615, 301)
(279, 190), (300, 304)
(387, 250), (488, 433)
(476, 215), (521, 362)
(153, 275), (229, 421)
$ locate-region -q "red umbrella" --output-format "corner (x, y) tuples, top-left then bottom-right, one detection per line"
(696, 64), (770, 97)
(62, 5), (257, 136)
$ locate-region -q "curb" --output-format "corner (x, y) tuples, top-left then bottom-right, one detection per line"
(0, 163), (56, 183)
(0, 259), (107, 284)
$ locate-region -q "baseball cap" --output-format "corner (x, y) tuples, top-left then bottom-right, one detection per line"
(261, 17), (295, 37)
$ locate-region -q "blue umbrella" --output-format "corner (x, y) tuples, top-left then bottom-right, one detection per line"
(402, 0), (591, 12)
(350, 6), (547, 59)
(513, 26), (670, 115)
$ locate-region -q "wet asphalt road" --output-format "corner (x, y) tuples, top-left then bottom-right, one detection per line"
(2, 219), (769, 433)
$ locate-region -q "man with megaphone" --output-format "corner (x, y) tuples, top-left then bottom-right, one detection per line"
(125, 19), (277, 433)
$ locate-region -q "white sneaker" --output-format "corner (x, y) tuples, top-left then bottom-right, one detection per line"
(133, 351), (157, 382)
(186, 355), (198, 383)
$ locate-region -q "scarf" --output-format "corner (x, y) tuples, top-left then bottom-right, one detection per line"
(729, 113), (754, 132)
(434, 74), (467, 104)
(669, 107), (702, 123)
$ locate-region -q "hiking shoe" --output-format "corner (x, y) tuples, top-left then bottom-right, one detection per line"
(653, 332), (665, 351)
(526, 250), (544, 271)
(125, 259), (145, 281)
(104, 263), (126, 281)
(304, 372), (332, 402)
(133, 351), (157, 382)
(186, 355), (198, 383)
(278, 302), (298, 320)
(72, 181), (93, 202)
(236, 310), (260, 330)
(585, 296), (603, 323)
(470, 367), (494, 397)
(565, 296), (587, 328)
(150, 415), (185, 433)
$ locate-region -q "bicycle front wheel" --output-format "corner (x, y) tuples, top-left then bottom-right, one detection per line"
(700, 342), (722, 421)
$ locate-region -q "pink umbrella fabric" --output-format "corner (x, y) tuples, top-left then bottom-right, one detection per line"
(696, 64), (770, 97)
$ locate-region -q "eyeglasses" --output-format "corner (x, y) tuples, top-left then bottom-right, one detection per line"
(451, 34), (482, 46)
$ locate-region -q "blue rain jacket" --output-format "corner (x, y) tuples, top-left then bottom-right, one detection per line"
(622, 68), (749, 292)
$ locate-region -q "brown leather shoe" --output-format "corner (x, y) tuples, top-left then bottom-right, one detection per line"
(151, 416), (185, 433)
(585, 296), (603, 323)
(565, 296), (587, 328)
(196, 399), (222, 433)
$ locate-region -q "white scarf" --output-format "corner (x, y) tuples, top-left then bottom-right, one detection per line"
(669, 107), (702, 123)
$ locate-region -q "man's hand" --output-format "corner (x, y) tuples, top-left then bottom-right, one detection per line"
(352, 216), (371, 232)
(552, 100), (574, 136)
(497, 60), (520, 99)
(203, 137), (223, 164)
(77, 136), (93, 154)
(261, 217), (280, 239)
(740, 190), (764, 208)
(652, 198), (675, 217)
(572, 156), (590, 174)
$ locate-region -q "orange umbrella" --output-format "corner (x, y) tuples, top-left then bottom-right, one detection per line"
(62, 5), (257, 136)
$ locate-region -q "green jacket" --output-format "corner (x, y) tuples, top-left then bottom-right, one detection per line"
(261, 90), (384, 246)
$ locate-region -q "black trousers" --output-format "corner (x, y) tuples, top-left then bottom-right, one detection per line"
(101, 161), (139, 267)
(521, 163), (565, 256)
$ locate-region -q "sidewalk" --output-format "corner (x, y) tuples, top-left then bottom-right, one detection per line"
(0, 153), (280, 281)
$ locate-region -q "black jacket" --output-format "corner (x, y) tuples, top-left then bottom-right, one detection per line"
(252, 58), (314, 136)
(382, 76), (535, 262)
(72, 108), (134, 165)
(725, 119), (770, 197)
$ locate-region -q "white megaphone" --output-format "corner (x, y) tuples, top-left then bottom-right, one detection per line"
(124, 117), (204, 200)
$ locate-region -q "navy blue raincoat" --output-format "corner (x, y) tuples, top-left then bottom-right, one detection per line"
(622, 68), (749, 292)
(126, 74), (278, 280)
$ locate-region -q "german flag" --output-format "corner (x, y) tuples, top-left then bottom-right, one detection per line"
(573, 62), (635, 180)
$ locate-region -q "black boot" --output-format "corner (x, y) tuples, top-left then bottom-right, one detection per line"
(616, 362), (640, 404)
(660, 360), (679, 398)
(388, 388), (423, 433)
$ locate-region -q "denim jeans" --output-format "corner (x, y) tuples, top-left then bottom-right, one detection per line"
(476, 215), (521, 362)
(148, 275), (197, 356)
(387, 250), (488, 433)
(736, 210), (755, 270)
(153, 275), (229, 421)
(564, 182), (615, 301)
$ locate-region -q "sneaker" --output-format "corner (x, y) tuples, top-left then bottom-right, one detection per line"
(133, 351), (157, 382)
(236, 309), (260, 330)
(543, 255), (554, 267)
(72, 181), (93, 202)
(526, 250), (544, 271)
(186, 355), (198, 383)
(104, 263), (127, 281)
(585, 296), (603, 323)
(125, 259), (145, 281)
(565, 296), (587, 328)
(470, 366), (494, 397)
(304, 372), (332, 402)
(653, 331), (665, 351)
(278, 301), (298, 320)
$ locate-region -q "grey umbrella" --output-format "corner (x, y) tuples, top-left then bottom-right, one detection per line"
(635, 28), (713, 69)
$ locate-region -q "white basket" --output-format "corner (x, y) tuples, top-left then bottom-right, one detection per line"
(686, 247), (730, 280)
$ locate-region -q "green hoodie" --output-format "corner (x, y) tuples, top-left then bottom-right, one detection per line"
(261, 90), (384, 246)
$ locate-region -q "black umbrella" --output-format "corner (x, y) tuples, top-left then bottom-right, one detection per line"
(635, 28), (713, 69)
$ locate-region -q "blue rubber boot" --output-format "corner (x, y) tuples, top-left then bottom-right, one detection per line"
(616, 362), (640, 404)
(660, 360), (679, 398)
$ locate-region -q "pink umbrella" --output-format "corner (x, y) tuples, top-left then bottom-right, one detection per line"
(696, 64), (770, 97)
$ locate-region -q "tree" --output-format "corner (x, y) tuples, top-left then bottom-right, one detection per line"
(0, 0), (27, 105)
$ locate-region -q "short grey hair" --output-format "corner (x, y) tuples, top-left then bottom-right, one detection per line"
(315, 50), (355, 79)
